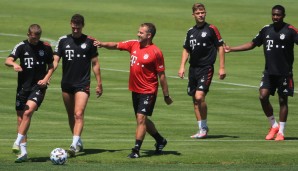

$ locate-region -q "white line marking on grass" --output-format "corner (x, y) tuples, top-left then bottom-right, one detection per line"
(0, 32), (58, 46)
(1, 138), (297, 142)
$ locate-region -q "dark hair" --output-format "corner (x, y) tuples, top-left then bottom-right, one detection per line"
(28, 24), (42, 34)
(192, 3), (205, 13)
(141, 23), (156, 39)
(71, 14), (85, 26)
(272, 5), (285, 15)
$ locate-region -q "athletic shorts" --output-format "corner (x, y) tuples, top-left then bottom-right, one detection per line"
(61, 84), (90, 95)
(15, 85), (46, 111)
(260, 71), (294, 96)
(187, 65), (214, 96)
(132, 92), (156, 116)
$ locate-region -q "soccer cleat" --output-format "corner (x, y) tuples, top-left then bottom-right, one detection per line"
(127, 148), (140, 158)
(12, 143), (20, 154)
(265, 126), (279, 140)
(15, 153), (28, 163)
(76, 144), (84, 153)
(154, 139), (167, 154)
(275, 133), (285, 141)
(190, 127), (209, 139)
(67, 145), (76, 157)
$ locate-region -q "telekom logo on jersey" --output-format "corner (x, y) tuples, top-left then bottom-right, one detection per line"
(65, 50), (86, 60)
(130, 55), (137, 66)
(266, 40), (274, 51)
(24, 58), (34, 68)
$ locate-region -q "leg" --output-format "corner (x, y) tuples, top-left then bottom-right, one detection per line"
(13, 101), (37, 149)
(275, 95), (288, 141)
(64, 91), (89, 156)
(62, 92), (75, 133)
(260, 88), (279, 140)
(259, 89), (274, 118)
(13, 101), (37, 163)
(278, 95), (288, 122)
(146, 119), (167, 154)
(190, 91), (208, 139)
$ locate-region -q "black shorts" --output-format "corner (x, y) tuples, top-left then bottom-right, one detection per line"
(132, 92), (156, 116)
(15, 85), (46, 111)
(260, 71), (294, 96)
(61, 84), (90, 95)
(187, 65), (214, 96)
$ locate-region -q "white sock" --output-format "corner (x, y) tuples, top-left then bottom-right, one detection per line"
(20, 142), (27, 155)
(201, 120), (207, 129)
(197, 121), (201, 130)
(267, 115), (278, 128)
(78, 138), (83, 146)
(279, 122), (286, 135)
(72, 135), (80, 148)
(14, 133), (25, 146)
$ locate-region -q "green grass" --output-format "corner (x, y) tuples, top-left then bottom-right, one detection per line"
(1, 0), (298, 170)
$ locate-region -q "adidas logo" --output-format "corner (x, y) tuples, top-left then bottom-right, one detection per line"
(24, 52), (29, 55)
(133, 51), (136, 54)
(283, 89), (288, 93)
(199, 86), (204, 89)
(141, 108), (146, 112)
(33, 97), (38, 101)
(66, 45), (70, 48)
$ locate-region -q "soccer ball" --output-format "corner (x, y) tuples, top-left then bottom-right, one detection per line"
(50, 148), (67, 165)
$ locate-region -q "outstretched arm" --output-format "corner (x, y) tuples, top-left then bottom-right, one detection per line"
(224, 42), (256, 53)
(94, 41), (118, 50)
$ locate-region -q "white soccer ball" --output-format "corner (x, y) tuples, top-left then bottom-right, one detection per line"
(50, 148), (67, 165)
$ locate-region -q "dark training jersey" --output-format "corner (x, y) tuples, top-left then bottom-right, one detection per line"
(183, 23), (224, 67)
(54, 34), (98, 87)
(9, 40), (53, 91)
(253, 23), (298, 75)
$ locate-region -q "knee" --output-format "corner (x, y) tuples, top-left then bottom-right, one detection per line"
(259, 93), (268, 102)
(74, 111), (84, 120)
(136, 114), (146, 125)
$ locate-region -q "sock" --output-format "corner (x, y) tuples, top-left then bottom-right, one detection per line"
(134, 140), (143, 151)
(151, 132), (164, 143)
(267, 115), (278, 128)
(14, 133), (25, 146)
(198, 121), (201, 130)
(72, 135), (80, 148)
(278, 122), (286, 135)
(201, 120), (207, 129)
(20, 142), (27, 155)
(78, 138), (83, 146)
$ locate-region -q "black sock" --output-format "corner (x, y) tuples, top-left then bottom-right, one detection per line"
(134, 140), (143, 151)
(151, 132), (164, 143)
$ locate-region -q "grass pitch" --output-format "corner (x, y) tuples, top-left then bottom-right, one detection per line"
(1, 0), (298, 170)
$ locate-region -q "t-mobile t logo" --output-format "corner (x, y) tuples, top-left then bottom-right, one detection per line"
(190, 39), (197, 50)
(24, 58), (34, 68)
(65, 50), (75, 60)
(266, 40), (274, 51)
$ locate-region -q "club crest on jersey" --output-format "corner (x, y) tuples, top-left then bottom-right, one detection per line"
(143, 53), (149, 59)
(81, 43), (87, 49)
(280, 34), (285, 40)
(201, 32), (207, 37)
(39, 50), (45, 56)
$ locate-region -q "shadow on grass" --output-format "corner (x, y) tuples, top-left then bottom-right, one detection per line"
(29, 148), (120, 162)
(284, 137), (298, 140)
(206, 135), (239, 139)
(141, 150), (181, 158)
